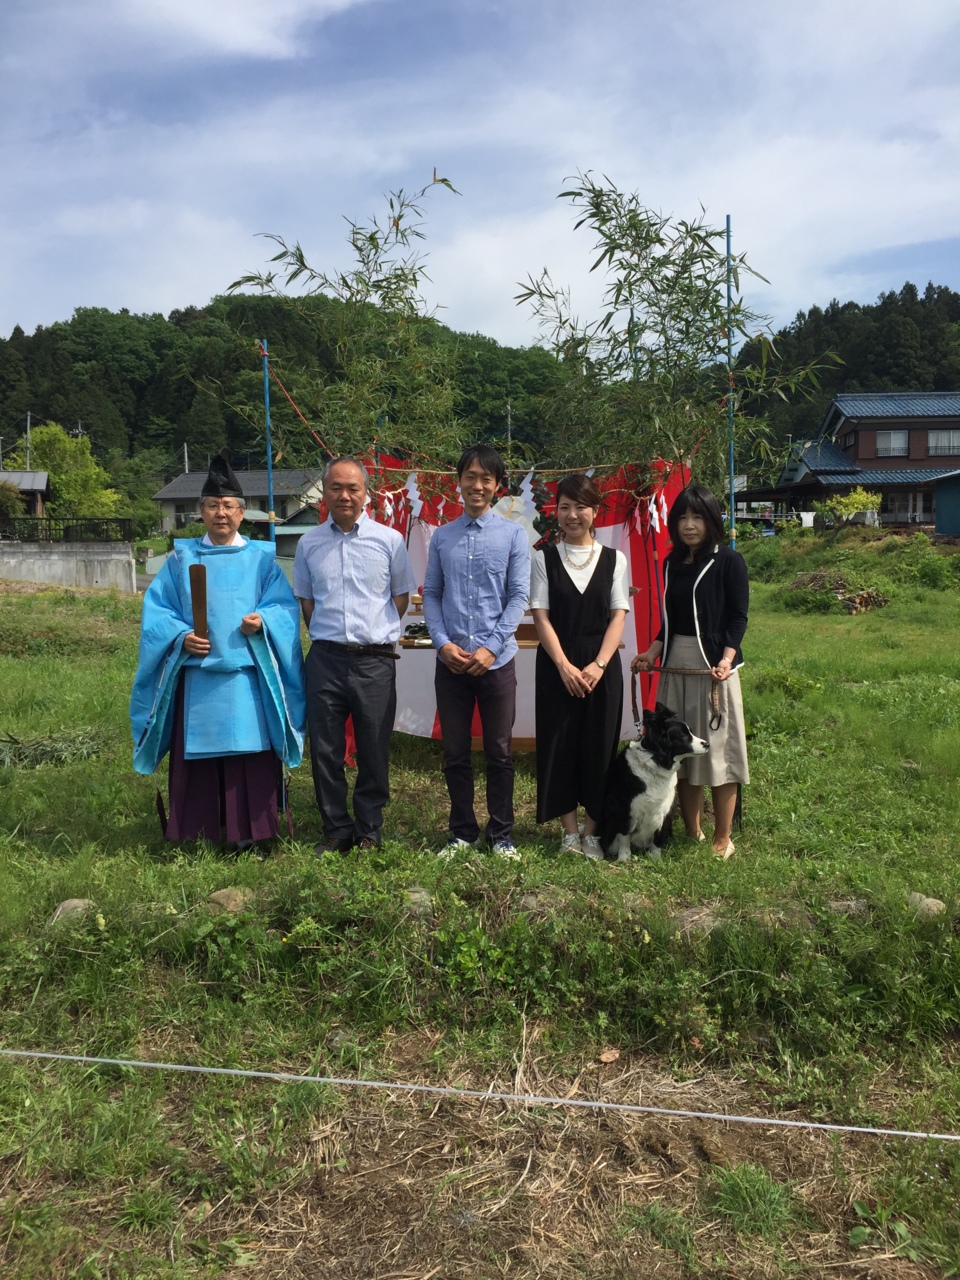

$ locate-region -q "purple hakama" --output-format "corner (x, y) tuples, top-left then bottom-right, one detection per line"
(164, 680), (284, 843)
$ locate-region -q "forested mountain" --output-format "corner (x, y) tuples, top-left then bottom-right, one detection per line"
(0, 295), (559, 480)
(741, 282), (960, 446)
(3, 280), (960, 498)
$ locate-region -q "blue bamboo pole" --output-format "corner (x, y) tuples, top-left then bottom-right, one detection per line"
(262, 338), (276, 544)
(726, 215), (737, 551)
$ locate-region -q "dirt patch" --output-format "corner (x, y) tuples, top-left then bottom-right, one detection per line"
(3, 1057), (942, 1278)
(184, 1068), (937, 1278)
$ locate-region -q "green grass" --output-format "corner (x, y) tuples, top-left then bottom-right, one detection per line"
(708, 1162), (802, 1240)
(2, 541), (960, 1277)
(620, 1202), (698, 1268)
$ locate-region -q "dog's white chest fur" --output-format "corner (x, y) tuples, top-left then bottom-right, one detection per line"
(611, 744), (679, 861)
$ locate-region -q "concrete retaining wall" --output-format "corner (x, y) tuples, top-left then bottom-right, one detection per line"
(0, 541), (137, 592)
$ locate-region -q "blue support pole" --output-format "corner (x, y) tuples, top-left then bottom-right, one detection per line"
(726, 215), (737, 552)
(262, 338), (276, 544)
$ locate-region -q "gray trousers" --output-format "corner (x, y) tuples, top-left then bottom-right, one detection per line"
(305, 643), (397, 845)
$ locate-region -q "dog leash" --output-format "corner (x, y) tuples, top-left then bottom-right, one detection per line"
(632, 667), (723, 732)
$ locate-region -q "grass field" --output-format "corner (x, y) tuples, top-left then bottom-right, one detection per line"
(1, 529), (960, 1278)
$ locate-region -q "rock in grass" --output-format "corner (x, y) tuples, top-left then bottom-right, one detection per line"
(405, 886), (433, 920)
(207, 887), (255, 914)
(750, 904), (813, 931)
(825, 898), (870, 918)
(516, 886), (569, 915)
(49, 898), (94, 925)
(621, 893), (654, 917)
(672, 905), (721, 938)
(907, 892), (946, 919)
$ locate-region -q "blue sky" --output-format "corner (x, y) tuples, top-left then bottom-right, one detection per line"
(2, 0), (959, 346)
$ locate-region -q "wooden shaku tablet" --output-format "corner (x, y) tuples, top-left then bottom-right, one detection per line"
(188, 563), (208, 639)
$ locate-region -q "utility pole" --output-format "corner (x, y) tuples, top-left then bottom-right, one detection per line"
(183, 442), (189, 474)
(26, 411), (31, 471)
(0, 436), (5, 469)
(506, 399), (512, 462)
(262, 338), (276, 544)
(725, 216), (737, 551)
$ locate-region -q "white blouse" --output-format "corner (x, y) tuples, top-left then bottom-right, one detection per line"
(529, 543), (631, 612)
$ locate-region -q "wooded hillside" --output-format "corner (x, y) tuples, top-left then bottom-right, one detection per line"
(3, 280), (959, 490)
(0, 294), (559, 478)
(741, 281), (960, 447)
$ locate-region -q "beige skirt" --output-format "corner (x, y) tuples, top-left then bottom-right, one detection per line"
(657, 635), (750, 787)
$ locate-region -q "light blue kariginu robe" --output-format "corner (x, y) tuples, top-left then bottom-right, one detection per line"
(130, 538), (305, 774)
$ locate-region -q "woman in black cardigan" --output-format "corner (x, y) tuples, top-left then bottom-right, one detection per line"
(632, 484), (749, 859)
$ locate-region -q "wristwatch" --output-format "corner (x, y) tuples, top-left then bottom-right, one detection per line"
(596, 658), (607, 670)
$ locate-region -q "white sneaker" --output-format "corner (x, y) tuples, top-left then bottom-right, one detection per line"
(438, 838), (476, 861)
(582, 835), (605, 861)
(490, 838), (520, 861)
(561, 832), (582, 855)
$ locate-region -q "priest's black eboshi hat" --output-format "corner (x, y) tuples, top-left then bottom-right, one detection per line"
(201, 447), (244, 499)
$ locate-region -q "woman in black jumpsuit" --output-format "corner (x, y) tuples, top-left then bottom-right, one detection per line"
(531, 474), (629, 859)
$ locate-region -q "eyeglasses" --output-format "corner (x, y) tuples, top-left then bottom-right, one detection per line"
(202, 500), (242, 512)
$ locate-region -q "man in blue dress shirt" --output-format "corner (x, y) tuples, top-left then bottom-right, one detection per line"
(294, 457), (416, 853)
(422, 445), (530, 857)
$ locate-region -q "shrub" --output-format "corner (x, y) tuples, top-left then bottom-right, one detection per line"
(741, 538), (783, 583)
(891, 532), (958, 590)
(783, 587), (840, 614)
(167, 522), (206, 548)
(0, 480), (23, 519)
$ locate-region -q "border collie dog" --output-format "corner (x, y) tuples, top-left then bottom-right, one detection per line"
(600, 703), (709, 862)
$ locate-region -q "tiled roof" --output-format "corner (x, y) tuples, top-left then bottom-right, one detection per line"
(798, 441), (859, 473)
(830, 391), (960, 419)
(819, 391), (960, 440)
(153, 468), (323, 502)
(0, 470), (50, 491)
(815, 467), (959, 486)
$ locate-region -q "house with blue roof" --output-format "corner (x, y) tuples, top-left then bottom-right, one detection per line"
(741, 392), (960, 525)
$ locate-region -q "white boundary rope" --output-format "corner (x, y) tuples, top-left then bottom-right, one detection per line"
(2, 1048), (958, 1144)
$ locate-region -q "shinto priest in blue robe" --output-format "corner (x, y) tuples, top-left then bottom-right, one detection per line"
(130, 466), (305, 844)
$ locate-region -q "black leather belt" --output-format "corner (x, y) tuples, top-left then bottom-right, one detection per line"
(315, 639), (400, 659)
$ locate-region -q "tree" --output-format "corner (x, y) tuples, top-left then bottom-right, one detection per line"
(0, 480), (23, 519)
(183, 377), (227, 455)
(741, 281), (960, 453)
(107, 447), (172, 538)
(230, 176), (464, 472)
(814, 486), (881, 539)
(516, 173), (833, 487)
(0, 339), (31, 428)
(6, 422), (124, 517)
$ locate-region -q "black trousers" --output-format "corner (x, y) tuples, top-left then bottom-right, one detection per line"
(434, 657), (517, 843)
(305, 644), (397, 845)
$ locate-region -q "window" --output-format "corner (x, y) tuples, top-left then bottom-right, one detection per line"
(842, 431), (856, 449)
(880, 490), (932, 523)
(928, 429), (960, 456)
(876, 430), (908, 457)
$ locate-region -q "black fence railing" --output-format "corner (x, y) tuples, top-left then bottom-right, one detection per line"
(0, 517), (134, 543)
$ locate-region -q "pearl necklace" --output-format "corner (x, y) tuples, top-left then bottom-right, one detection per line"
(562, 540), (598, 571)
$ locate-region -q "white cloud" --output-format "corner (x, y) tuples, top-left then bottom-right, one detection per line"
(108, 0), (382, 59)
(2, 0), (960, 342)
